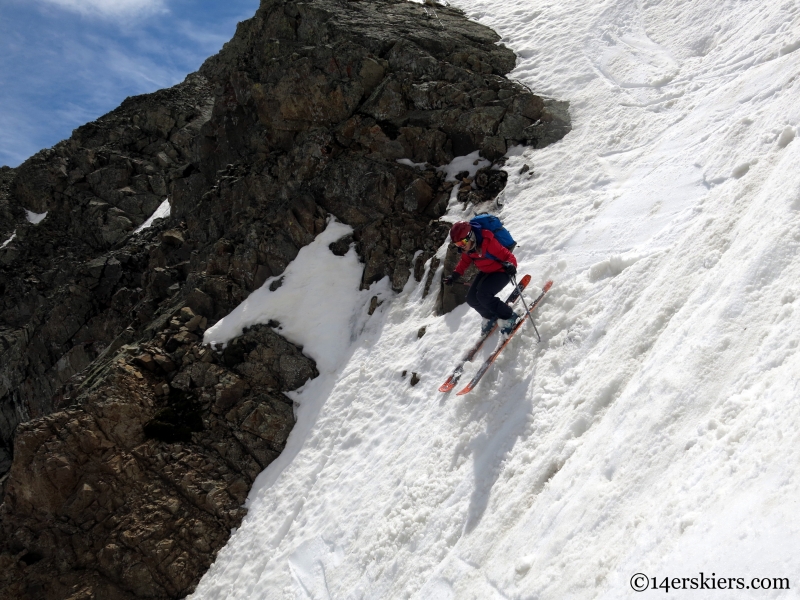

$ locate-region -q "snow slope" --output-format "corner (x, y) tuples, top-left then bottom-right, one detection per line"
(189, 0), (800, 598)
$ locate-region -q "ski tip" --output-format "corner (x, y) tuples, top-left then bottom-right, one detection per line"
(543, 280), (553, 292)
(455, 385), (473, 396)
(439, 381), (455, 393)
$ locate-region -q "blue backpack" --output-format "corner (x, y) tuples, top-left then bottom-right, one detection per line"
(470, 214), (516, 249)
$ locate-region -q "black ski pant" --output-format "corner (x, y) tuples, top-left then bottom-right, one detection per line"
(466, 271), (513, 320)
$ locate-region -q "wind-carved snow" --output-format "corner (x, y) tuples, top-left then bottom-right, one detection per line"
(437, 150), (490, 181)
(2, 210), (48, 250)
(400, 150), (495, 219)
(204, 218), (377, 376)
(24, 209), (47, 224)
(133, 197), (170, 233)
(397, 151), (491, 181)
(1, 231), (15, 249)
(396, 158), (428, 170)
(190, 0), (800, 598)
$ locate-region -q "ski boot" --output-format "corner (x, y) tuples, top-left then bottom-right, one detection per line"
(480, 316), (497, 335)
(499, 310), (521, 337)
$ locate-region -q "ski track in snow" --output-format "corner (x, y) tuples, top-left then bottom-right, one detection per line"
(189, 0), (800, 598)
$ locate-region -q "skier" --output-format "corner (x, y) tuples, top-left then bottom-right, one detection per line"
(443, 220), (521, 336)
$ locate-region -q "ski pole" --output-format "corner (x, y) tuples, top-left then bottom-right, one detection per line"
(512, 274), (541, 342)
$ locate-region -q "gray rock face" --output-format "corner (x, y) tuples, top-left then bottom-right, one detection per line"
(0, 75), (215, 478)
(0, 0), (570, 597)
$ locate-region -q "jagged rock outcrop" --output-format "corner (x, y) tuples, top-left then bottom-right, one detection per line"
(0, 0), (570, 597)
(0, 167), (19, 239)
(0, 76), (215, 480)
(0, 316), (315, 600)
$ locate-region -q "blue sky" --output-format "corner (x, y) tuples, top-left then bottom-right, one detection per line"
(0, 0), (260, 167)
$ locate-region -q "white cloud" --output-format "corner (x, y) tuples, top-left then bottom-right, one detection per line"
(1, 0), (258, 166)
(36, 0), (167, 19)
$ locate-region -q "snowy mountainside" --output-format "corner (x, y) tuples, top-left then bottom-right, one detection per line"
(0, 1), (567, 596)
(191, 0), (800, 598)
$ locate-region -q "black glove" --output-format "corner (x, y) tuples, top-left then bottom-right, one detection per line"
(502, 262), (516, 277)
(443, 272), (461, 286)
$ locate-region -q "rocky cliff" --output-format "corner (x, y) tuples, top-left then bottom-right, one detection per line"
(0, 0), (569, 597)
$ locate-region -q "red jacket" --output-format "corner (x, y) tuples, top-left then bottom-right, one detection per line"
(454, 229), (517, 275)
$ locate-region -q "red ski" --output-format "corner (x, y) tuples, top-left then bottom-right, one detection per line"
(439, 274), (531, 392)
(456, 280), (553, 396)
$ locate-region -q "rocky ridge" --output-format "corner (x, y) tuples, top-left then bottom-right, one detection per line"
(0, 0), (570, 597)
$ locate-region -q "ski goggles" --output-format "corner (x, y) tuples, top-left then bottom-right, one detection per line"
(454, 232), (474, 248)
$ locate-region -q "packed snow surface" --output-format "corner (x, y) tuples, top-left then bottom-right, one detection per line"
(190, 0), (800, 598)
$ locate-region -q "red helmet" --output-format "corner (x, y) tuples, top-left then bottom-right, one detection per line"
(450, 221), (472, 243)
